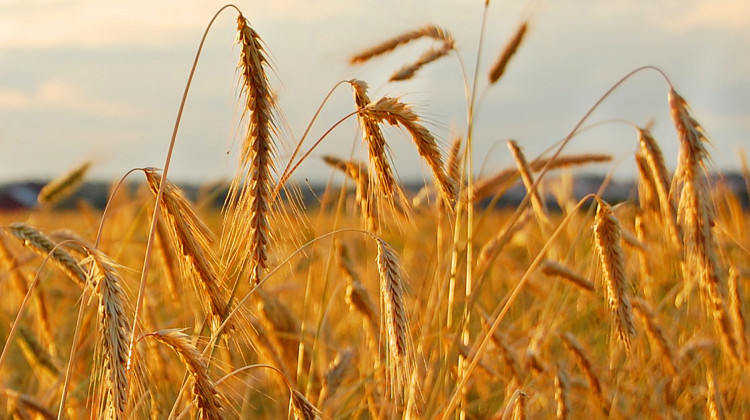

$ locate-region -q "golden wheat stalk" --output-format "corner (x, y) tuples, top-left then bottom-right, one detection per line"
(363, 96), (455, 206)
(6, 223), (87, 288)
(669, 88), (739, 361)
(221, 13), (278, 286)
(593, 198), (636, 350)
(375, 238), (412, 394)
(37, 161), (91, 207)
(390, 42), (454, 82)
(148, 329), (224, 420)
(350, 25), (453, 64)
(144, 169), (229, 332)
(488, 21), (528, 84)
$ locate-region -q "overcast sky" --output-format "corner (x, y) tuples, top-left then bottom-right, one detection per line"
(1, 0), (748, 185)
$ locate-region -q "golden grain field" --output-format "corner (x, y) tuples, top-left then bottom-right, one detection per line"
(1, 4), (748, 420)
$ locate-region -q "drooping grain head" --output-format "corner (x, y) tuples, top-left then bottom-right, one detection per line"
(375, 238), (412, 395)
(363, 96), (455, 207)
(6, 223), (87, 288)
(669, 88), (739, 361)
(350, 80), (402, 218)
(593, 198), (636, 350)
(143, 169), (230, 333)
(148, 330), (224, 420)
(637, 128), (680, 244)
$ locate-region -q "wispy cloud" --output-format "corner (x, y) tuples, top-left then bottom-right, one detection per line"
(0, 80), (140, 118)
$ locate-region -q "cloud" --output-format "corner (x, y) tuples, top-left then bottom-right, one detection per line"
(653, 0), (750, 33)
(0, 80), (140, 117)
(0, 0), (366, 49)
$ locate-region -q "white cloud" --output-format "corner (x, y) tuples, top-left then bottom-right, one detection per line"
(0, 81), (140, 117)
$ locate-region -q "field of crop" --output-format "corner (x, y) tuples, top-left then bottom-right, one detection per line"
(1, 3), (749, 420)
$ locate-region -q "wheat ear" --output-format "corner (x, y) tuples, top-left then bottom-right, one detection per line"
(318, 348), (355, 408)
(37, 161), (91, 207)
(350, 80), (401, 210)
(390, 41), (454, 82)
(144, 169), (229, 332)
(0, 387), (56, 420)
(638, 128), (680, 245)
(350, 24), (453, 64)
(375, 238), (412, 394)
(254, 290), (305, 369)
(488, 21), (528, 84)
(148, 329), (223, 420)
(16, 326), (60, 381)
(593, 198), (636, 350)
(508, 140), (548, 224)
(290, 389), (322, 420)
(222, 13), (278, 286)
(81, 247), (133, 420)
(669, 88), (738, 361)
(363, 96), (455, 206)
(0, 233), (55, 352)
(6, 223), (87, 287)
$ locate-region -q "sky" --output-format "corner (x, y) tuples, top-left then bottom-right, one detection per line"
(0, 0), (748, 186)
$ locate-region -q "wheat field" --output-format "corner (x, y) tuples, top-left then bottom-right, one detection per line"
(1, 3), (749, 419)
